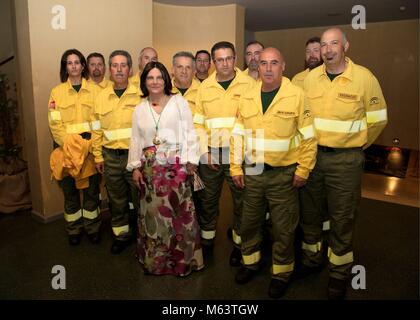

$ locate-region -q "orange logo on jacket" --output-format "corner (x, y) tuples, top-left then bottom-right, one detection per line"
(49, 100), (56, 109)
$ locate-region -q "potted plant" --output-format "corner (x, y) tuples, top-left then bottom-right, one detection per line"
(0, 72), (31, 213)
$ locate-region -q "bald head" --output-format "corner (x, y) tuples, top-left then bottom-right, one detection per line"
(320, 27), (349, 72)
(258, 47), (285, 92)
(138, 47), (158, 72)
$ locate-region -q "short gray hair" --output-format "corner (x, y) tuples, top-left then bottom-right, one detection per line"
(172, 51), (195, 67)
(108, 50), (132, 68)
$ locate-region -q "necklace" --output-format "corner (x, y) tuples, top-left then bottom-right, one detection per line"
(148, 97), (168, 145)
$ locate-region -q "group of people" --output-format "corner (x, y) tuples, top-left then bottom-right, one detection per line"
(48, 26), (388, 299)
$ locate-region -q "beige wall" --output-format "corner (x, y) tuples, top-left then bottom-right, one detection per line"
(153, 3), (245, 71)
(256, 20), (419, 150)
(14, 0), (153, 220)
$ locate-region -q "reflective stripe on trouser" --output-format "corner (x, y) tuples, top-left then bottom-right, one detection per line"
(103, 148), (138, 241)
(198, 148), (243, 248)
(299, 147), (364, 280)
(241, 164), (298, 282)
(60, 174), (101, 235)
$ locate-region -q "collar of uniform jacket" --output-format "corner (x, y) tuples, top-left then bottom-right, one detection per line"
(319, 57), (354, 82)
(105, 82), (139, 98)
(66, 77), (90, 93)
(202, 67), (251, 89)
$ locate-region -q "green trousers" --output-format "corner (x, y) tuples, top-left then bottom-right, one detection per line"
(198, 147), (243, 247)
(60, 174), (101, 235)
(241, 164), (298, 282)
(103, 147), (138, 241)
(299, 147), (364, 280)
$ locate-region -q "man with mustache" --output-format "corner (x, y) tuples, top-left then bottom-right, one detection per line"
(195, 50), (211, 82)
(87, 52), (111, 89)
(91, 50), (141, 254)
(230, 47), (317, 298)
(243, 41), (264, 80)
(297, 28), (387, 299)
(292, 37), (322, 89)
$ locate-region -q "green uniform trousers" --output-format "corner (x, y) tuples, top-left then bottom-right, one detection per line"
(241, 163), (298, 282)
(299, 146), (364, 280)
(103, 147), (138, 241)
(198, 147), (243, 247)
(60, 174), (101, 235)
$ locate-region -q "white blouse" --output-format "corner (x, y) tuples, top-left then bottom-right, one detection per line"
(127, 94), (199, 171)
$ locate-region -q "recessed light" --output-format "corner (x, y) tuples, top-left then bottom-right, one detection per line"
(400, 6), (406, 11)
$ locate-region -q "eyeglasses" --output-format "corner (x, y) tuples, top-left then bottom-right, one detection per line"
(214, 56), (235, 64)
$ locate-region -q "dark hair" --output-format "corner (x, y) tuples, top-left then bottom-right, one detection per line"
(108, 50), (132, 69)
(195, 50), (211, 60)
(210, 41), (235, 60)
(140, 61), (173, 98)
(87, 52), (105, 65)
(60, 49), (88, 83)
(305, 36), (321, 46)
(245, 40), (264, 50)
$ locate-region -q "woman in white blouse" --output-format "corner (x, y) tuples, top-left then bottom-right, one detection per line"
(127, 61), (204, 276)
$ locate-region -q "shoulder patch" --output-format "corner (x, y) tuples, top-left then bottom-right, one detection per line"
(303, 109), (311, 118)
(369, 97), (379, 105)
(49, 100), (56, 109)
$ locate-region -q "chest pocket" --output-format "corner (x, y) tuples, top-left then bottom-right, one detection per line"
(200, 93), (220, 117)
(271, 103), (298, 138)
(335, 92), (363, 120)
(58, 102), (75, 123)
(121, 104), (136, 127)
(98, 104), (114, 129)
(306, 89), (324, 118)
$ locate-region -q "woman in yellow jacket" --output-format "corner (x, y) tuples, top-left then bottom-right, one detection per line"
(48, 49), (101, 246)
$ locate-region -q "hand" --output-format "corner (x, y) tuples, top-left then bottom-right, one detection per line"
(292, 174), (307, 188)
(95, 162), (104, 174)
(207, 152), (219, 171)
(186, 162), (197, 176)
(232, 175), (245, 189)
(132, 168), (144, 189)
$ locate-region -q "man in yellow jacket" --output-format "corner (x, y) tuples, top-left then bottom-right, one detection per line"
(92, 50), (141, 254)
(230, 47), (317, 298)
(243, 40), (264, 80)
(291, 37), (322, 89)
(129, 47), (158, 93)
(194, 41), (255, 266)
(297, 28), (388, 300)
(87, 52), (112, 89)
(48, 49), (101, 246)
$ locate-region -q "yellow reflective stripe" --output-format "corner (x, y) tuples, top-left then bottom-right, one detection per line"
(322, 220), (330, 231)
(272, 262), (295, 274)
(201, 230), (216, 240)
(314, 117), (367, 133)
(232, 229), (242, 245)
(104, 128), (132, 141)
(82, 208), (99, 220)
(112, 225), (129, 236)
(232, 123), (245, 136)
(193, 113), (205, 125)
(247, 137), (296, 152)
(91, 120), (101, 130)
(302, 241), (322, 253)
(243, 251), (261, 265)
(50, 111), (61, 121)
(66, 122), (91, 134)
(64, 209), (82, 222)
(205, 117), (236, 129)
(328, 248), (354, 265)
(299, 124), (315, 140)
(366, 109), (387, 124)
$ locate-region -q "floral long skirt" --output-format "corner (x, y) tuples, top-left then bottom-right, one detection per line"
(136, 146), (204, 276)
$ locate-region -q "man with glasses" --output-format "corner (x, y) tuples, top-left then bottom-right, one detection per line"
(194, 41), (255, 267)
(195, 50), (211, 82)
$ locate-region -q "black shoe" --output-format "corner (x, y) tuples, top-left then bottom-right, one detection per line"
(327, 277), (347, 300)
(68, 234), (81, 246)
(235, 265), (261, 284)
(292, 264), (323, 280)
(111, 239), (131, 254)
(87, 232), (101, 244)
(229, 247), (242, 267)
(268, 279), (289, 299)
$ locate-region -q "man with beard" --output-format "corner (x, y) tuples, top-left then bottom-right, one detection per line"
(292, 37), (322, 89)
(297, 28), (387, 299)
(243, 41), (264, 80)
(87, 52), (111, 89)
